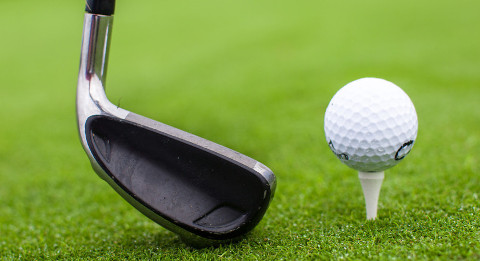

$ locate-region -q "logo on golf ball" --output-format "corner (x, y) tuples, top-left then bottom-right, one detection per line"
(395, 140), (415, 161)
(328, 141), (349, 160)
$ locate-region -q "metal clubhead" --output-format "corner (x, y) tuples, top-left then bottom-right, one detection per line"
(77, 0), (276, 245)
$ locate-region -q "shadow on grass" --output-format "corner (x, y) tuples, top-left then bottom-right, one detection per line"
(111, 227), (255, 255)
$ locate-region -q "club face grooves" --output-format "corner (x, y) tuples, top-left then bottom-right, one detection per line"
(84, 115), (272, 240)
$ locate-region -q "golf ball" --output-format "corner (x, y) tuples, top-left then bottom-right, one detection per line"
(324, 78), (418, 172)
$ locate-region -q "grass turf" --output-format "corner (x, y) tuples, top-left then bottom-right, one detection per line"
(1, 0), (479, 259)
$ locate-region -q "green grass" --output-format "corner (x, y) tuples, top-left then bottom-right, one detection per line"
(1, 0), (479, 259)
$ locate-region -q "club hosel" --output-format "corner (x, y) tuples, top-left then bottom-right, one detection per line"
(80, 13), (113, 89)
(77, 13), (122, 158)
(358, 171), (384, 220)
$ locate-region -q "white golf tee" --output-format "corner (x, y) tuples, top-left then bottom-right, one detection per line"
(358, 171), (384, 220)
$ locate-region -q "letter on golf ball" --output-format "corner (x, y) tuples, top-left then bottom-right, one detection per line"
(324, 78), (418, 172)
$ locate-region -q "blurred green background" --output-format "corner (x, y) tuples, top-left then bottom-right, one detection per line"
(1, 0), (479, 259)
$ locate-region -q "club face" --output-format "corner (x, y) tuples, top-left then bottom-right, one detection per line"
(77, 14), (276, 244)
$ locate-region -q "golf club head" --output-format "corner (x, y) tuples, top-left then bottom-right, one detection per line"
(77, 1), (276, 246)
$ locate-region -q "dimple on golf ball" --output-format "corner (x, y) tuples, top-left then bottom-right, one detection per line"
(324, 78), (418, 172)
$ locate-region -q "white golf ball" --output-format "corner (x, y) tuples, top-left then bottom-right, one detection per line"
(324, 78), (418, 172)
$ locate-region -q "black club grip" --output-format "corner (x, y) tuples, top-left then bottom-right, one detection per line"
(85, 0), (115, 15)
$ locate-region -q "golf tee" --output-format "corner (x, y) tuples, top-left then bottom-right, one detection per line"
(358, 171), (384, 220)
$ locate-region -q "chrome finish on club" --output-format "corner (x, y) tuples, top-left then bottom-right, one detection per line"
(77, 9), (276, 245)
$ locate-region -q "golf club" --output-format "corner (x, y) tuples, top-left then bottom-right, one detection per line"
(77, 0), (276, 245)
